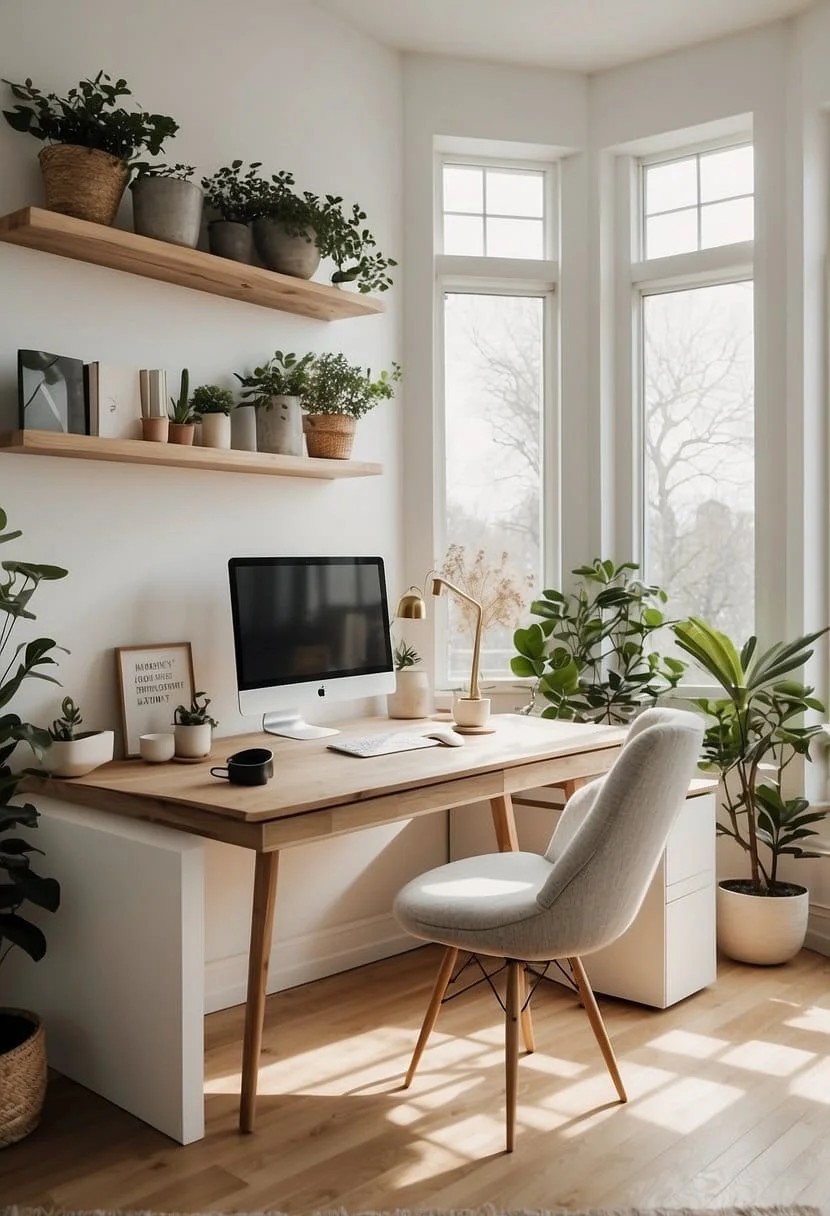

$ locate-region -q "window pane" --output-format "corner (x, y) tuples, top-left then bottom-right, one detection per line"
(701, 197), (754, 248)
(486, 216), (544, 259)
(645, 158), (697, 215)
(486, 169), (544, 217)
(444, 293), (543, 681)
(646, 208), (698, 259)
(444, 165), (483, 213)
(643, 282), (754, 645)
(444, 213), (484, 256)
(700, 145), (753, 203)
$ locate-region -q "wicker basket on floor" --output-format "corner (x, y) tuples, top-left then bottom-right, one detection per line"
(303, 413), (357, 460)
(0, 1009), (46, 1148)
(39, 144), (128, 225)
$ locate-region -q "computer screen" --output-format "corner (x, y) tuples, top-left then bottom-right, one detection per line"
(228, 556), (395, 739)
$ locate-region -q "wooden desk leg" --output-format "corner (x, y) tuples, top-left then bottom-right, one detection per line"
(490, 793), (519, 853)
(560, 776), (589, 801)
(239, 850), (280, 1133)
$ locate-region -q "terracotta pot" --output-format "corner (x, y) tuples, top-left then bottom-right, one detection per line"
(0, 1010), (46, 1148)
(303, 413), (356, 459)
(39, 144), (128, 225)
(717, 879), (809, 964)
(168, 422), (196, 446)
(142, 417), (169, 443)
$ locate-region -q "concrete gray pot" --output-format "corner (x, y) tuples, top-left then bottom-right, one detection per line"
(208, 220), (252, 263)
(131, 177), (203, 249)
(231, 404), (257, 452)
(252, 218), (321, 279)
(256, 396), (303, 456)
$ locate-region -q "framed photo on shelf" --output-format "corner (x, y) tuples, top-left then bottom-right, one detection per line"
(115, 642), (195, 757)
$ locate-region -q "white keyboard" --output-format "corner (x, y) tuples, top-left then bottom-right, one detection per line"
(328, 732), (440, 758)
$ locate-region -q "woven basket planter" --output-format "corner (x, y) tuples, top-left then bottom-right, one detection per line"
(303, 414), (356, 460)
(39, 144), (128, 225)
(0, 1009), (46, 1148)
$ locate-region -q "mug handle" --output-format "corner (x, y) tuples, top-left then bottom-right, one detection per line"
(210, 766), (230, 779)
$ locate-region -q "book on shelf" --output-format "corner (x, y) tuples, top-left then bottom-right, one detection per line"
(85, 362), (142, 439)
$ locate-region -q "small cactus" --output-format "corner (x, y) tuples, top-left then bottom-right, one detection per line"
(169, 368), (193, 423)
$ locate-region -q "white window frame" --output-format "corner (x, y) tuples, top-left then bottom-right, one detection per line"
(434, 153), (560, 690)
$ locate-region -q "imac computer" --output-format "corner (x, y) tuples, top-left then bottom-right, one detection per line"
(228, 555), (395, 739)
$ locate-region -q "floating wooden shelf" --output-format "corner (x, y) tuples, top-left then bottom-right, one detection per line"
(0, 207), (385, 322)
(0, 430), (382, 480)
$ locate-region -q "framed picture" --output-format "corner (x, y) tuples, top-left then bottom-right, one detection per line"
(115, 643), (195, 757)
(18, 349), (87, 433)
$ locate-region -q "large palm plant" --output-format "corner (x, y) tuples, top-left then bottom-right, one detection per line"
(672, 617), (828, 894)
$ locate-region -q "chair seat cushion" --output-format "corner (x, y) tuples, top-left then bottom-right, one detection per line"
(394, 851), (553, 957)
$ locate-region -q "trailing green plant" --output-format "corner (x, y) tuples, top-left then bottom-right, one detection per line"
(321, 199), (397, 294)
(190, 385), (234, 416)
(200, 160), (263, 224)
(169, 368), (194, 424)
(393, 640), (421, 670)
(0, 507), (65, 971)
(672, 617), (829, 894)
(234, 351), (316, 409)
(48, 696), (82, 742)
(174, 691), (218, 728)
(246, 169), (322, 236)
(2, 71), (178, 167)
(303, 354), (402, 419)
(132, 162), (195, 181)
(512, 558), (686, 724)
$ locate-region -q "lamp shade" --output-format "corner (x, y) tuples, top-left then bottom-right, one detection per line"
(395, 588), (426, 619)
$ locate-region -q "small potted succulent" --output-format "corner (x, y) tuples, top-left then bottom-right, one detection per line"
(173, 692), (218, 759)
(234, 351), (315, 456)
(44, 695), (114, 779)
(168, 369), (196, 445)
(130, 162), (203, 249)
(387, 641), (432, 720)
(191, 384), (234, 450)
(2, 71), (178, 226)
(303, 354), (401, 459)
(200, 160), (262, 262)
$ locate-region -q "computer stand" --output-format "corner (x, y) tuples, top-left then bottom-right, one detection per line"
(261, 711), (339, 740)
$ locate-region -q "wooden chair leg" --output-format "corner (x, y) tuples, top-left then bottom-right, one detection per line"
(568, 955), (627, 1103)
(404, 946), (458, 1088)
(505, 959), (521, 1152)
(519, 964), (535, 1054)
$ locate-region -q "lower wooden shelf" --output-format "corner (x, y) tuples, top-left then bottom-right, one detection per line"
(0, 430), (382, 480)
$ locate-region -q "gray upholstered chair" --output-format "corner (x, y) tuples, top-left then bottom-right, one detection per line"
(393, 707), (703, 1151)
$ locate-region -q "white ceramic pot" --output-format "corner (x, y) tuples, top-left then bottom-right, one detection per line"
(231, 404), (257, 452)
(173, 723), (213, 759)
(387, 670), (432, 719)
(717, 880), (810, 965)
(199, 412), (231, 449)
(45, 730), (114, 778)
(452, 696), (491, 728)
(139, 732), (175, 763)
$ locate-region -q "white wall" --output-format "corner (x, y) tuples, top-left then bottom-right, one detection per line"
(0, 0), (445, 1009)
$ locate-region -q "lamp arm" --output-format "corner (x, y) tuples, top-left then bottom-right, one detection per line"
(432, 576), (483, 701)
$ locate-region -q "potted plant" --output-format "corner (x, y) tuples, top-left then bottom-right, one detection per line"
(168, 369), (195, 445)
(320, 198), (397, 294)
(44, 696), (114, 779)
(200, 160), (262, 262)
(672, 617), (828, 965)
(512, 558), (686, 723)
(387, 641), (432, 720)
(2, 71), (178, 226)
(302, 354), (401, 460)
(248, 169), (326, 279)
(0, 506), (64, 1146)
(191, 385), (234, 450)
(130, 162), (202, 249)
(234, 350), (315, 456)
(173, 692), (218, 759)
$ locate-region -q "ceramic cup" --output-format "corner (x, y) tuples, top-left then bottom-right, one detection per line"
(139, 732), (176, 763)
(452, 696), (491, 728)
(211, 747), (274, 786)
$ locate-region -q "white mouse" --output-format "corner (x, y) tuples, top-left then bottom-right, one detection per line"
(424, 728), (465, 747)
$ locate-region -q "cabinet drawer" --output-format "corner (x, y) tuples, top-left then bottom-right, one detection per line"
(665, 793), (716, 886)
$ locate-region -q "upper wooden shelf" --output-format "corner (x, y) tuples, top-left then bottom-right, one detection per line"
(0, 207), (385, 322)
(0, 430), (382, 480)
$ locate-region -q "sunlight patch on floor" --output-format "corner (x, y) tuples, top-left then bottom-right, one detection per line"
(520, 1052), (586, 1079)
(784, 1005), (830, 1035)
(387, 1139), (470, 1185)
(720, 1039), (815, 1076)
(788, 1056), (830, 1103)
(648, 1028), (729, 1058)
(632, 1075), (744, 1132)
(406, 1074), (484, 1110)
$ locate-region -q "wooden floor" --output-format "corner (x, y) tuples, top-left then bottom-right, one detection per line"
(3, 944), (830, 1211)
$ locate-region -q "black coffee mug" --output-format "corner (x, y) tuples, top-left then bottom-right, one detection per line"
(211, 747), (274, 786)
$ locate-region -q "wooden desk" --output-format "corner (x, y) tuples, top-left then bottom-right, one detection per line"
(33, 713), (625, 1134)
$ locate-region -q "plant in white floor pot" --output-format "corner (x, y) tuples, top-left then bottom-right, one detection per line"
(173, 692), (218, 758)
(672, 617), (829, 965)
(387, 641), (431, 720)
(191, 384), (234, 450)
(45, 696), (113, 778)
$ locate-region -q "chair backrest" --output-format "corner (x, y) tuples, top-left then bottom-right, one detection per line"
(536, 707), (703, 956)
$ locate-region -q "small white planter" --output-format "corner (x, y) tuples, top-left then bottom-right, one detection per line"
(387, 670), (432, 719)
(46, 730), (114, 778)
(231, 404), (257, 452)
(717, 880), (810, 965)
(199, 412), (231, 449)
(173, 723), (213, 758)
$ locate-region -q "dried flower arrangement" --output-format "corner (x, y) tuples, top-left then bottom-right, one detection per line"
(439, 544), (533, 645)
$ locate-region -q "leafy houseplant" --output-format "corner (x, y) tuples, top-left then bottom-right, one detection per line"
(173, 692), (217, 759)
(0, 506), (64, 1145)
(322, 199), (397, 294)
(191, 385), (234, 451)
(44, 695), (113, 779)
(129, 162), (202, 249)
(393, 641), (421, 670)
(48, 696), (82, 740)
(672, 616), (828, 965)
(234, 352), (315, 457)
(388, 642), (431, 720)
(303, 354), (401, 460)
(512, 559), (685, 724)
(2, 72), (178, 226)
(168, 369), (195, 445)
(201, 161), (262, 262)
